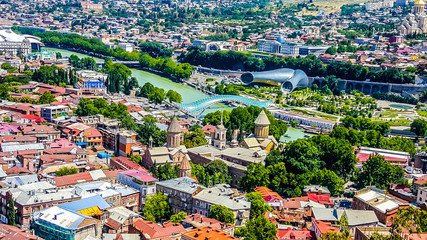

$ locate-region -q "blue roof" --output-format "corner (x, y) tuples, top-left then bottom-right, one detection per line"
(97, 152), (111, 158)
(59, 195), (110, 211)
(76, 142), (88, 146)
(276, 35), (286, 44)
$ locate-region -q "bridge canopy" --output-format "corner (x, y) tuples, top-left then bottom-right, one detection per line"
(176, 95), (273, 116)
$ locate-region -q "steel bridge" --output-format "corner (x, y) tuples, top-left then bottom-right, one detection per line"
(175, 95), (273, 118)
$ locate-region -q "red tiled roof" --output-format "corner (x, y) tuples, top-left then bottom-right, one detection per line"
(22, 115), (46, 123)
(110, 156), (146, 171)
(52, 171), (92, 187)
(103, 169), (122, 178)
(6, 166), (31, 174)
(2, 135), (37, 142)
(202, 125), (216, 134)
(282, 197), (309, 209)
(40, 154), (79, 163)
(132, 218), (185, 239)
(307, 194), (334, 205)
(277, 228), (311, 240)
(105, 218), (122, 230)
(414, 175), (427, 186)
(312, 218), (339, 235)
(0, 223), (41, 240)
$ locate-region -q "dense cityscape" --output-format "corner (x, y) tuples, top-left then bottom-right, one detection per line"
(0, 0), (425, 239)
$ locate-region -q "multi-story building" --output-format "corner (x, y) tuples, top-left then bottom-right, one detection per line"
(269, 109), (337, 129)
(117, 169), (157, 206)
(62, 122), (103, 148)
(0, 182), (81, 228)
(19, 124), (61, 142)
(32, 206), (100, 240)
(96, 117), (138, 156)
(192, 184), (251, 226)
(352, 187), (409, 226)
(0, 28), (41, 56)
(355, 147), (409, 168)
(257, 35), (300, 56)
(417, 186), (427, 204)
(74, 70), (107, 94)
(41, 105), (71, 123)
(156, 177), (204, 214)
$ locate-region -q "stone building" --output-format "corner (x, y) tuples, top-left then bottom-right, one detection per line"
(399, 0), (427, 35)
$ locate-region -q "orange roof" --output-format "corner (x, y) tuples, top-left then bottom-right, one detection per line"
(312, 218), (339, 235)
(182, 226), (238, 240)
(254, 186), (284, 202)
(132, 218), (186, 239)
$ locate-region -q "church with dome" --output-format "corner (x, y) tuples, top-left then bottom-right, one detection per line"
(398, 0), (427, 35)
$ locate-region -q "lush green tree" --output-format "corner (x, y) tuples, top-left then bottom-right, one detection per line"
(309, 169), (345, 197)
(7, 197), (15, 226)
(138, 121), (167, 147)
(241, 163), (271, 192)
(392, 207), (427, 236)
(131, 155), (142, 164)
(150, 163), (179, 181)
(355, 154), (405, 189)
(170, 212), (187, 223)
(246, 192), (272, 219)
(37, 91), (56, 104)
(411, 119), (427, 138)
(209, 205), (234, 224)
(0, 85), (10, 100)
(139, 41), (173, 58)
(144, 192), (170, 222)
(183, 128), (207, 148)
(149, 87), (166, 104)
(265, 150), (285, 167)
(56, 167), (78, 176)
(139, 82), (155, 98)
(326, 46), (337, 55)
(166, 89), (182, 103)
(240, 216), (277, 240)
(283, 139), (322, 174)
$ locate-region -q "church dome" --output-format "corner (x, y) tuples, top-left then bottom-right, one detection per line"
(167, 117), (181, 133)
(415, 0), (425, 5)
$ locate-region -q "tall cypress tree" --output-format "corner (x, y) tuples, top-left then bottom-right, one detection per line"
(7, 197), (15, 226)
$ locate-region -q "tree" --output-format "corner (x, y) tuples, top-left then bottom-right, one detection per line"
(149, 87), (166, 104)
(392, 207), (427, 236)
(283, 139), (322, 174)
(411, 119), (427, 138)
(209, 205), (235, 224)
(355, 154), (405, 189)
(37, 91), (56, 104)
(241, 163), (271, 192)
(7, 197), (15, 226)
(326, 46), (337, 55)
(56, 52), (62, 59)
(131, 155), (142, 164)
(56, 167), (78, 176)
(0, 85), (10, 100)
(139, 82), (154, 98)
(166, 90), (182, 103)
(246, 192), (272, 219)
(170, 212), (187, 223)
(144, 192), (170, 222)
(241, 216), (277, 240)
(182, 128), (207, 148)
(310, 169), (345, 197)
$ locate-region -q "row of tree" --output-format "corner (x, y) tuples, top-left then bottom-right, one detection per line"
(179, 47), (415, 84)
(202, 106), (288, 140)
(139, 53), (193, 80)
(138, 82), (183, 103)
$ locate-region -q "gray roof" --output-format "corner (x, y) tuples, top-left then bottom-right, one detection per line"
(193, 184), (251, 211)
(303, 185), (330, 194)
(167, 117), (181, 133)
(312, 208), (379, 226)
(254, 110), (270, 125)
(156, 177), (204, 194)
(221, 147), (266, 164)
(3, 174), (39, 187)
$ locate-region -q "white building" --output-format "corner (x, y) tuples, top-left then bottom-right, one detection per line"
(417, 186), (427, 203)
(269, 109), (337, 129)
(258, 35), (300, 56)
(0, 28), (42, 56)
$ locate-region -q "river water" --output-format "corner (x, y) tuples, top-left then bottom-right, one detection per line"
(45, 47), (208, 103)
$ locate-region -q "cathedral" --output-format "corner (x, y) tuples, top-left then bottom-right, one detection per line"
(142, 117), (191, 168)
(399, 0), (427, 35)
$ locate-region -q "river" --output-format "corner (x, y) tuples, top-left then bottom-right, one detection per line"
(45, 47), (209, 103)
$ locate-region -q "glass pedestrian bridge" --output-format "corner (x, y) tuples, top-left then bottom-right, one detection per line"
(176, 95), (273, 117)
